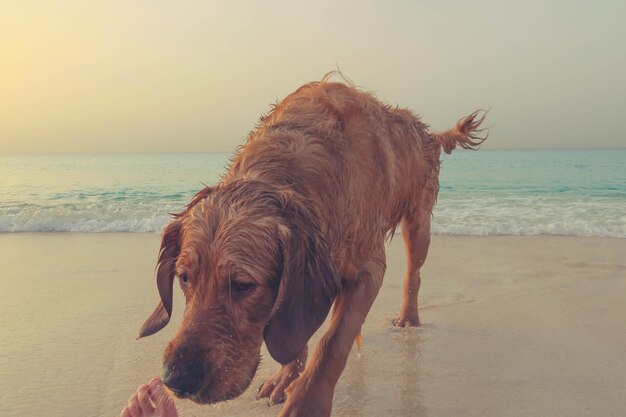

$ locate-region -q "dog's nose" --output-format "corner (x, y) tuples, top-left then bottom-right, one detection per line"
(162, 358), (204, 397)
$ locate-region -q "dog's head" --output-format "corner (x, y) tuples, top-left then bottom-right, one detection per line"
(138, 181), (340, 403)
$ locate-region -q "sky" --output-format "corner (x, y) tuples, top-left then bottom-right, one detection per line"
(1, 0), (625, 153)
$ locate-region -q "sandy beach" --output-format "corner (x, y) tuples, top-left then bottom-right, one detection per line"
(1, 233), (625, 417)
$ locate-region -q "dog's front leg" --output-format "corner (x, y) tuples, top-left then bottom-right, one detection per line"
(258, 346), (307, 405)
(279, 259), (384, 417)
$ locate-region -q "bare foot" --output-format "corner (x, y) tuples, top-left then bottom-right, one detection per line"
(121, 377), (178, 417)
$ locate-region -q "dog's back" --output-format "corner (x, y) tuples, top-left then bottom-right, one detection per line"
(226, 79), (485, 263)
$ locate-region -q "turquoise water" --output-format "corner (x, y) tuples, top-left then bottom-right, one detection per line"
(435, 149), (626, 236)
(0, 149), (624, 237)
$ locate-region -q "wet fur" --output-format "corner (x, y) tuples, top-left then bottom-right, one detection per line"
(138, 74), (487, 410)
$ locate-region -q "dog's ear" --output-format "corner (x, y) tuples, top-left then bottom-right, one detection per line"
(264, 210), (341, 364)
(138, 186), (216, 339)
(138, 219), (181, 339)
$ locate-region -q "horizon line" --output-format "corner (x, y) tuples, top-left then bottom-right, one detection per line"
(1, 146), (626, 157)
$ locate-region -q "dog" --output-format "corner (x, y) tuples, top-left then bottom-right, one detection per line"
(138, 73), (487, 417)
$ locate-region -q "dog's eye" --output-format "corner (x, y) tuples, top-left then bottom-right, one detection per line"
(179, 273), (189, 285)
(230, 280), (256, 295)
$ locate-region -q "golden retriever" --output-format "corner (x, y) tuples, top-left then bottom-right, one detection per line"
(138, 73), (487, 417)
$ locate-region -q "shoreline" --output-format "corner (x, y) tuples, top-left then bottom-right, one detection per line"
(1, 234), (625, 417)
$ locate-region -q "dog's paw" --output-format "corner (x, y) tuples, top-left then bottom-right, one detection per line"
(392, 312), (421, 327)
(278, 398), (331, 417)
(276, 377), (332, 417)
(257, 365), (302, 405)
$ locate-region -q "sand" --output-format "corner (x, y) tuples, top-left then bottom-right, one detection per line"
(1, 233), (625, 417)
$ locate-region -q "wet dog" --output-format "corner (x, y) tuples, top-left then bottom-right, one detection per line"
(138, 74), (487, 416)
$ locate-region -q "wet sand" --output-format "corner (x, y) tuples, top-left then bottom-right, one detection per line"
(1, 234), (625, 417)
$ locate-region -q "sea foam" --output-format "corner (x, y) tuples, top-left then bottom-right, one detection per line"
(1, 150), (624, 237)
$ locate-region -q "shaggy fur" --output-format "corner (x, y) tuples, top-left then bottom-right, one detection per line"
(138, 74), (487, 416)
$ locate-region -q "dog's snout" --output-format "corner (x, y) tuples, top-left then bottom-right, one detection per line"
(162, 352), (205, 397)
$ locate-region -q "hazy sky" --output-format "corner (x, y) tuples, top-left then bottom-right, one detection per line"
(1, 0), (625, 153)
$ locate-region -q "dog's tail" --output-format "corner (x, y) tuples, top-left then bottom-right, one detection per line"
(431, 110), (489, 154)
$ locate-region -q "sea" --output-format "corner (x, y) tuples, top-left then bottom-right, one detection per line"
(0, 149), (624, 237)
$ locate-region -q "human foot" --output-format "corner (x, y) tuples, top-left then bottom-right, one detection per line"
(121, 377), (178, 417)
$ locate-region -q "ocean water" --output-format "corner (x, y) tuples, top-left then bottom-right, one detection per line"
(0, 149), (624, 237)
